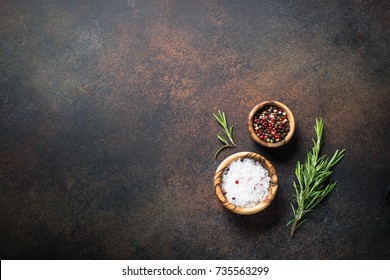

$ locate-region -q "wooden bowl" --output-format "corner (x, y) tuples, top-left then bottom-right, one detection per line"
(248, 100), (295, 148)
(213, 151), (278, 215)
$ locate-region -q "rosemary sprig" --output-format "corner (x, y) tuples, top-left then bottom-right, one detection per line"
(213, 110), (236, 158)
(288, 118), (345, 238)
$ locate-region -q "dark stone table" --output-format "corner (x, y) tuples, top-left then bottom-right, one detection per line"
(1, 0), (389, 259)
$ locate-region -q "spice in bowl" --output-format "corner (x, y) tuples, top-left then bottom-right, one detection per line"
(252, 105), (290, 144)
(248, 100), (295, 148)
(221, 158), (270, 208)
(214, 152), (278, 215)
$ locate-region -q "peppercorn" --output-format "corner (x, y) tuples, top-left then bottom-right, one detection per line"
(252, 105), (290, 144)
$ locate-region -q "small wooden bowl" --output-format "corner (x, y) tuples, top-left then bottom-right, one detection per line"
(214, 151), (278, 215)
(248, 100), (295, 148)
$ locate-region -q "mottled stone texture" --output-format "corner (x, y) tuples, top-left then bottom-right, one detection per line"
(0, 0), (389, 259)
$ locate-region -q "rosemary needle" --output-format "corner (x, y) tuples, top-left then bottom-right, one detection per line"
(288, 118), (345, 238)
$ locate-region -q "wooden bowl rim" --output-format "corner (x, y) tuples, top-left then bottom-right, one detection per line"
(213, 151), (278, 215)
(248, 100), (295, 148)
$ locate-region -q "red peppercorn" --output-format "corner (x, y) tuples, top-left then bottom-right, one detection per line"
(235, 180), (239, 184)
(253, 105), (289, 143)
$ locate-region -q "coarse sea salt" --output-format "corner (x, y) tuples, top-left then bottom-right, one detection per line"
(221, 158), (270, 208)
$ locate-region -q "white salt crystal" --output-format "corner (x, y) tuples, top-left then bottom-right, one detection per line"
(221, 158), (270, 208)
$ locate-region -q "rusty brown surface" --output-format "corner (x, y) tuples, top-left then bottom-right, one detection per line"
(1, 0), (389, 259)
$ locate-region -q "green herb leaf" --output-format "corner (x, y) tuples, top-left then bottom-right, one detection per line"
(289, 118), (345, 238)
(217, 133), (228, 145)
(213, 110), (237, 159)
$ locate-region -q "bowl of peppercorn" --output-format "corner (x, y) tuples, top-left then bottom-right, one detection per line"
(248, 100), (295, 148)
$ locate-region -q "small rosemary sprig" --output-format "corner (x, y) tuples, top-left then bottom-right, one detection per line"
(288, 118), (345, 238)
(213, 110), (236, 159)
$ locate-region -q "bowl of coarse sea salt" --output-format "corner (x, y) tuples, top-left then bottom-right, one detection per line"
(214, 152), (278, 215)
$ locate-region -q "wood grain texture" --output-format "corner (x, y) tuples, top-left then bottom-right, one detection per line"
(248, 100), (295, 148)
(214, 152), (278, 215)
